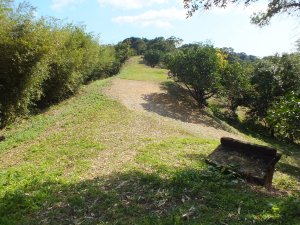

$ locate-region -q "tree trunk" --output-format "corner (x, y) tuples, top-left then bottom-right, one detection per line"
(270, 126), (275, 138)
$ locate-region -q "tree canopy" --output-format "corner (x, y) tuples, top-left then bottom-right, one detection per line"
(183, 0), (300, 26)
(144, 49), (164, 67)
(166, 44), (222, 107)
(0, 0), (123, 127)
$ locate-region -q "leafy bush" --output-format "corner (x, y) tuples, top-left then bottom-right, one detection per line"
(0, 3), (53, 126)
(166, 44), (221, 107)
(0, 1), (120, 126)
(267, 92), (300, 142)
(220, 61), (252, 114)
(249, 54), (300, 121)
(122, 37), (147, 55)
(85, 45), (121, 82)
(115, 41), (133, 64)
(40, 25), (101, 104)
(146, 36), (182, 53)
(144, 49), (164, 67)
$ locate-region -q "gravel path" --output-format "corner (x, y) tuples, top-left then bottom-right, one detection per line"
(105, 78), (244, 140)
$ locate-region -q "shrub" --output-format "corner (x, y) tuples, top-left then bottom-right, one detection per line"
(40, 25), (101, 104)
(166, 44), (221, 107)
(0, 3), (53, 126)
(85, 45), (121, 82)
(250, 54), (300, 118)
(115, 41), (133, 64)
(220, 61), (251, 115)
(144, 49), (164, 67)
(0, 1), (119, 126)
(248, 54), (300, 132)
(267, 92), (300, 142)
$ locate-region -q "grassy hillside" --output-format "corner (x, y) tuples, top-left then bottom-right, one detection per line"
(0, 58), (299, 224)
(118, 56), (169, 82)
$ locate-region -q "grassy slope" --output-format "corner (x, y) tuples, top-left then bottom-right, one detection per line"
(118, 56), (169, 82)
(0, 57), (299, 225)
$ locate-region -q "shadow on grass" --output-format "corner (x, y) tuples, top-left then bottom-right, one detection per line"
(277, 162), (300, 181)
(209, 104), (300, 153)
(141, 82), (232, 132)
(1, 168), (299, 225)
(231, 119), (299, 154)
(210, 106), (300, 183)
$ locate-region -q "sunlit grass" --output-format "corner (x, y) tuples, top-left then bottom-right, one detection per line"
(0, 58), (299, 224)
(118, 56), (169, 82)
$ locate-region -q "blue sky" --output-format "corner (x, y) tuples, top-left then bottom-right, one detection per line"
(15, 0), (300, 57)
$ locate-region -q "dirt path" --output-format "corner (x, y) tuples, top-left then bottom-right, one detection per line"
(105, 78), (244, 140)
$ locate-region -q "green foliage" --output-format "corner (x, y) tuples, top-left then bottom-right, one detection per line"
(221, 47), (258, 63)
(40, 24), (102, 104)
(214, 53), (300, 141)
(143, 49), (164, 67)
(0, 3), (53, 126)
(267, 92), (300, 142)
(166, 44), (221, 107)
(164, 41), (299, 141)
(249, 54), (300, 124)
(119, 36), (182, 69)
(88, 45), (121, 80)
(0, 1), (119, 126)
(122, 37), (147, 55)
(183, 0), (300, 26)
(147, 36), (182, 53)
(0, 52), (299, 224)
(220, 61), (252, 114)
(144, 36), (182, 67)
(115, 40), (134, 64)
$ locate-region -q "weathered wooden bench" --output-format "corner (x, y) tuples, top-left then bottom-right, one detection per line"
(206, 137), (281, 188)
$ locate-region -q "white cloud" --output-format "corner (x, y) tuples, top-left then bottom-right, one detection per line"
(51, 0), (78, 11)
(112, 8), (185, 29)
(210, 3), (267, 16)
(98, 0), (169, 10)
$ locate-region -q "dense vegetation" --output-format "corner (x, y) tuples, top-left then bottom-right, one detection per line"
(165, 43), (300, 143)
(0, 0), (131, 128)
(1, 2), (299, 143)
(0, 0), (299, 224)
(121, 36), (182, 67)
(166, 44), (222, 107)
(121, 37), (299, 143)
(0, 58), (299, 224)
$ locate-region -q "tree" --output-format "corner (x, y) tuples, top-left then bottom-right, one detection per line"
(267, 91), (300, 142)
(115, 40), (133, 64)
(0, 0), (120, 127)
(166, 36), (183, 50)
(220, 61), (251, 115)
(144, 49), (164, 67)
(134, 39), (147, 55)
(249, 56), (282, 125)
(122, 37), (147, 55)
(247, 53), (300, 137)
(166, 44), (221, 107)
(249, 54), (300, 120)
(183, 0), (300, 26)
(147, 36), (181, 53)
(40, 24), (102, 104)
(0, 2), (53, 126)
(220, 48), (258, 63)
